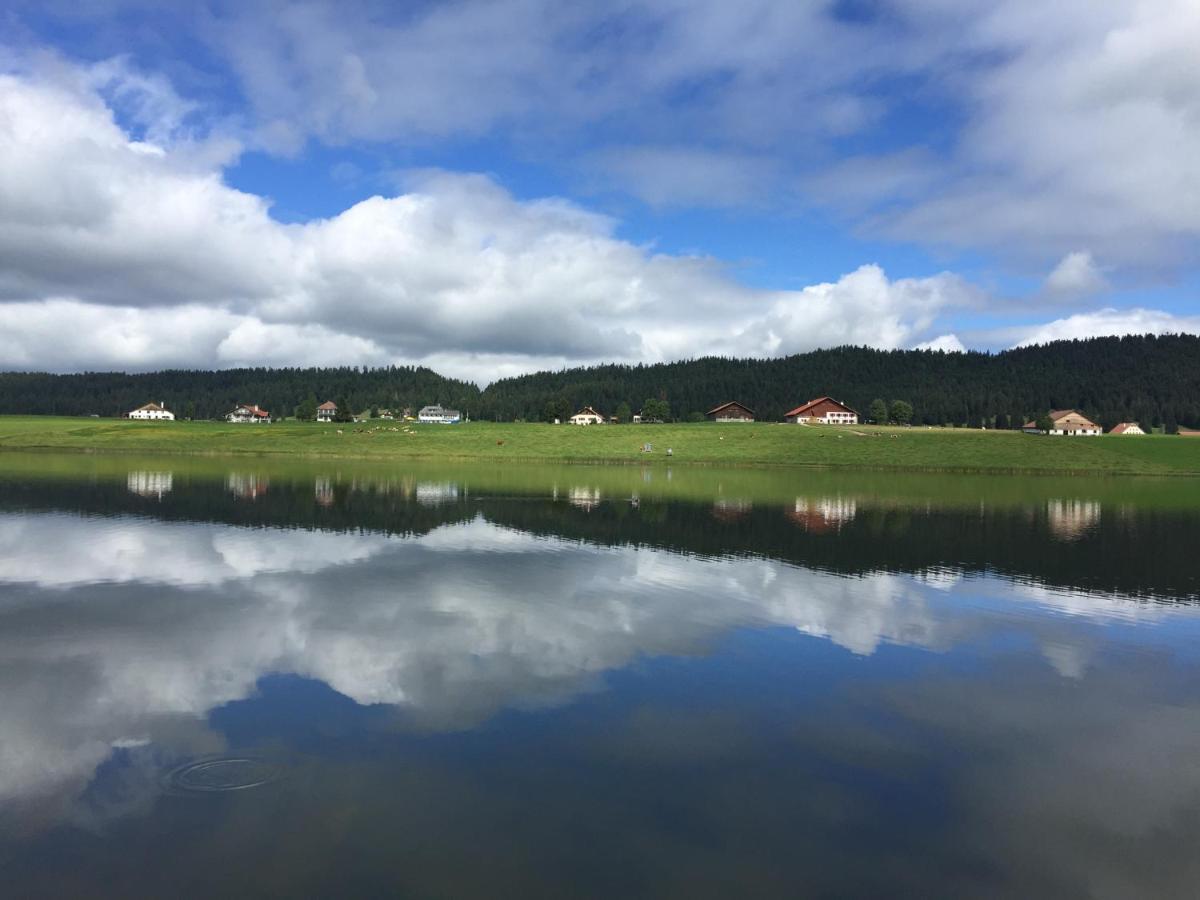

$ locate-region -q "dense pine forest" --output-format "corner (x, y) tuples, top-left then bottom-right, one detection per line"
(0, 366), (481, 423)
(1, 335), (1198, 430)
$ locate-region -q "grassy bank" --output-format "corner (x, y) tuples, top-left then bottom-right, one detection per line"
(1, 415), (1199, 475)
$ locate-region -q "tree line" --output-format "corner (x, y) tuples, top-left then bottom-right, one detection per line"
(1, 335), (1197, 430)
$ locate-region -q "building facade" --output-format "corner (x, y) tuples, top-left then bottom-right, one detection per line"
(418, 405), (462, 424)
(569, 406), (605, 425)
(1022, 410), (1101, 435)
(226, 404), (272, 424)
(1109, 422), (1145, 435)
(784, 397), (859, 425)
(128, 402), (174, 420)
(706, 401), (755, 422)
(316, 401), (337, 421)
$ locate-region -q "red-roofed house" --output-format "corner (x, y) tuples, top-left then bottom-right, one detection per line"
(784, 397), (858, 425)
(226, 404), (272, 424)
(1109, 422), (1144, 435)
(316, 400), (338, 422)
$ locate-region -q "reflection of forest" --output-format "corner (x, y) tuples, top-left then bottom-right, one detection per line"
(3, 473), (1196, 602)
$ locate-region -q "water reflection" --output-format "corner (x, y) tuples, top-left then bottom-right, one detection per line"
(2, 463), (1200, 897)
(126, 470), (173, 500)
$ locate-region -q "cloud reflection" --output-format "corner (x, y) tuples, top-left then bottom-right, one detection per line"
(0, 510), (1190, 833)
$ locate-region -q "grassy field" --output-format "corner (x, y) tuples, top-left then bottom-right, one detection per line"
(1, 415), (1199, 475)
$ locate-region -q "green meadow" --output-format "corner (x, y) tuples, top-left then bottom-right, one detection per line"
(1, 415), (1199, 476)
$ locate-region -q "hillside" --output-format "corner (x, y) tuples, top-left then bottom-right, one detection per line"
(1, 335), (1198, 429)
(479, 335), (1200, 429)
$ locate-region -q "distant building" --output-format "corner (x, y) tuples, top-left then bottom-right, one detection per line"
(128, 401), (174, 421)
(1180, 429), (1200, 437)
(706, 401), (755, 422)
(1109, 422), (1144, 435)
(418, 405), (461, 424)
(1022, 410), (1101, 436)
(226, 404), (272, 424)
(569, 406), (605, 425)
(378, 409), (394, 420)
(316, 401), (338, 422)
(784, 397), (858, 425)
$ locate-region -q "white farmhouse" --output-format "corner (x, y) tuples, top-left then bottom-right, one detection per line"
(569, 406), (605, 425)
(226, 404), (272, 424)
(418, 405), (462, 424)
(128, 402), (174, 421)
(1022, 410), (1101, 436)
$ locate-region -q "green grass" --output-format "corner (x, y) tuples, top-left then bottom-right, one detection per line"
(2, 415), (1199, 475)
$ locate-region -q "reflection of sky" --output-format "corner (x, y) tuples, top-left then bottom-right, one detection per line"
(2, 509), (1200, 881)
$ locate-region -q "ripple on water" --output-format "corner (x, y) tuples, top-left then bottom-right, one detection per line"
(166, 757), (283, 794)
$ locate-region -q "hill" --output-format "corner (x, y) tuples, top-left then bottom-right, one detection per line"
(0, 335), (1197, 430)
(478, 335), (1200, 430)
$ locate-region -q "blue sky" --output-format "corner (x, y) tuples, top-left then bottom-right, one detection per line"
(0, 1), (1197, 382)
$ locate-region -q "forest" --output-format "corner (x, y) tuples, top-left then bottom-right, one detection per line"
(1, 334), (1197, 431)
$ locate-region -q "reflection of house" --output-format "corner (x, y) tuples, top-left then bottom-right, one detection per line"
(316, 401), (337, 422)
(227, 473), (269, 499)
(226, 404), (271, 424)
(784, 397), (858, 425)
(418, 405), (461, 424)
(1108, 422), (1144, 435)
(568, 486), (603, 509)
(706, 401), (755, 422)
(569, 407), (605, 425)
(415, 482), (460, 505)
(711, 498), (752, 522)
(127, 471), (173, 499)
(128, 402), (174, 420)
(1047, 499), (1101, 541)
(314, 477), (335, 507)
(1022, 410), (1101, 435)
(787, 496), (858, 533)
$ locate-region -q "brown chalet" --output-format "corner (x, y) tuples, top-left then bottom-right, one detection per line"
(784, 397), (858, 425)
(706, 401), (755, 422)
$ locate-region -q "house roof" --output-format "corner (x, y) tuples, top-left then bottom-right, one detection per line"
(317, 401), (337, 410)
(706, 400), (754, 416)
(232, 404), (270, 417)
(132, 402), (166, 412)
(784, 397), (857, 418)
(1023, 409), (1100, 429)
(1110, 422), (1139, 434)
(573, 406), (602, 417)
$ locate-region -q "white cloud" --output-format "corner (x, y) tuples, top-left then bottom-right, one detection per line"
(1010, 307), (1200, 348)
(914, 334), (967, 353)
(1044, 251), (1108, 299)
(0, 67), (977, 379)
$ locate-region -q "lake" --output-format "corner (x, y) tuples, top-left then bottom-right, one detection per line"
(1, 454), (1199, 898)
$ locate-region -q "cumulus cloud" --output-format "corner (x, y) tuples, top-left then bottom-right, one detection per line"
(0, 66), (982, 380)
(1010, 308), (1200, 348)
(1044, 251), (1108, 299)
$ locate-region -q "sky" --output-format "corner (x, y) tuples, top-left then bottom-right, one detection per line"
(0, 0), (1197, 384)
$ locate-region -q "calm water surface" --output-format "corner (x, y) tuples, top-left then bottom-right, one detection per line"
(1, 456), (1199, 898)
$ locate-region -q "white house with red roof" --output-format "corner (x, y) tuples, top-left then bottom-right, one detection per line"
(316, 400), (338, 422)
(784, 397), (858, 425)
(1109, 422), (1144, 435)
(226, 404), (272, 424)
